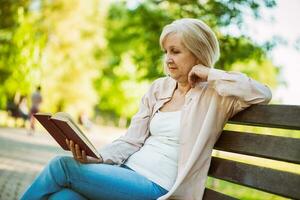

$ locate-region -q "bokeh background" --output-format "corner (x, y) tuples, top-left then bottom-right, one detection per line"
(0, 0), (299, 199)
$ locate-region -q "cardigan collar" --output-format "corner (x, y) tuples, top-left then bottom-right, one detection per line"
(157, 76), (177, 100)
(157, 76), (206, 101)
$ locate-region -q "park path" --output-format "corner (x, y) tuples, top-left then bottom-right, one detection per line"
(0, 125), (124, 200)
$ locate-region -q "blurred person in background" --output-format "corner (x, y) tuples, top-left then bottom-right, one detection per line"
(28, 86), (42, 135)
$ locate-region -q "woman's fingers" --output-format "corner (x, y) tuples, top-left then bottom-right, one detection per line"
(65, 139), (70, 149)
(75, 144), (83, 159)
(188, 64), (210, 87)
(66, 139), (98, 164)
(69, 140), (77, 160)
(82, 150), (87, 161)
(188, 71), (199, 88)
(75, 143), (89, 163)
(188, 71), (194, 87)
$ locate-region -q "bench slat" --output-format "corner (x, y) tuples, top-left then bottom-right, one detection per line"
(228, 104), (300, 130)
(214, 130), (300, 164)
(208, 157), (300, 199)
(203, 188), (237, 200)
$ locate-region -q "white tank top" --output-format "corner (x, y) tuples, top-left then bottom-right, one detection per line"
(125, 110), (181, 190)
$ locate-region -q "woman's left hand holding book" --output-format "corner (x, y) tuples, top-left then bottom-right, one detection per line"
(66, 139), (103, 164)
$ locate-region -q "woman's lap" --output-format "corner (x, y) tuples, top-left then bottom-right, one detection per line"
(52, 156), (167, 200)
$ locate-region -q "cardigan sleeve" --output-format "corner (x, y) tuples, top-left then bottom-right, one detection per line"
(98, 81), (157, 164)
(207, 68), (272, 117)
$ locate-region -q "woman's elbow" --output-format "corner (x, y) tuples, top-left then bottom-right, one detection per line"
(260, 86), (272, 105)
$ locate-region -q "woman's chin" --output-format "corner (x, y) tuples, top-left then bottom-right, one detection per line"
(168, 73), (178, 80)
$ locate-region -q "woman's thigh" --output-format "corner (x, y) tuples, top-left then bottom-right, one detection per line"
(60, 157), (167, 200)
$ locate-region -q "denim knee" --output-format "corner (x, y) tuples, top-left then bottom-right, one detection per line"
(49, 155), (72, 167)
(47, 155), (76, 177)
(47, 156), (75, 185)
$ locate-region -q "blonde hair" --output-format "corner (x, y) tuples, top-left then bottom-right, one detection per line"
(160, 18), (220, 69)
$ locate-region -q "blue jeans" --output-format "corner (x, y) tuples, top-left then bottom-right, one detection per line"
(20, 156), (168, 200)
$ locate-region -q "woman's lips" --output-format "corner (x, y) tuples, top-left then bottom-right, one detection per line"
(169, 67), (177, 70)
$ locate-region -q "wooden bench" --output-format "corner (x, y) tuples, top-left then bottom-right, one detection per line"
(203, 104), (300, 200)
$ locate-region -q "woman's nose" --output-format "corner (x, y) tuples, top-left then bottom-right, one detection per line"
(165, 55), (173, 64)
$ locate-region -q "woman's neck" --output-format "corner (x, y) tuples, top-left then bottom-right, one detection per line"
(176, 81), (191, 96)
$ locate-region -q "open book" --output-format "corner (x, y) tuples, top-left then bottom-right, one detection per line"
(34, 112), (100, 159)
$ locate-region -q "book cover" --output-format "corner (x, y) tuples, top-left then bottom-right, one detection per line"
(34, 113), (69, 150)
(34, 113), (99, 159)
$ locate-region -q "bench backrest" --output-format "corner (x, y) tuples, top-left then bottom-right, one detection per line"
(203, 104), (300, 200)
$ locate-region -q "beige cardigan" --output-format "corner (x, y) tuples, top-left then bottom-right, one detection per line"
(99, 68), (272, 200)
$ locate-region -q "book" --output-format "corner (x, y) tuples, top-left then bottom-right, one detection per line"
(34, 112), (100, 159)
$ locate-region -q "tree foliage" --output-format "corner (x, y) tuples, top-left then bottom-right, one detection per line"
(0, 0), (45, 108)
(0, 0), (107, 118)
(37, 0), (105, 117)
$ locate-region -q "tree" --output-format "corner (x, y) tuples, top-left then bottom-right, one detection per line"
(0, 0), (44, 109)
(0, 0), (108, 119)
(36, 0), (107, 117)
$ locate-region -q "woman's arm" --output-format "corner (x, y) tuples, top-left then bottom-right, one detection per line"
(189, 65), (272, 116)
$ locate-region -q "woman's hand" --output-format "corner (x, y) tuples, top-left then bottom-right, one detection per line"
(188, 64), (211, 88)
(66, 139), (103, 164)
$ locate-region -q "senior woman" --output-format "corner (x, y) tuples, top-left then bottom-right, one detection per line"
(21, 18), (272, 200)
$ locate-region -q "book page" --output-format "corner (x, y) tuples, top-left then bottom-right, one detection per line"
(53, 112), (90, 141)
(51, 112), (98, 156)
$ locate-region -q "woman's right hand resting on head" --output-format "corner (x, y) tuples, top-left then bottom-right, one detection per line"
(66, 139), (103, 164)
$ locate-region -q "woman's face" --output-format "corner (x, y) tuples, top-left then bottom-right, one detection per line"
(162, 33), (198, 83)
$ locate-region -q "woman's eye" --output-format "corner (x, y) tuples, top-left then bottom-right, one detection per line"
(163, 49), (180, 54)
(171, 49), (180, 54)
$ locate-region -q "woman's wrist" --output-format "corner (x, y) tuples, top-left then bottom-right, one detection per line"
(194, 64), (210, 81)
(99, 154), (104, 163)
